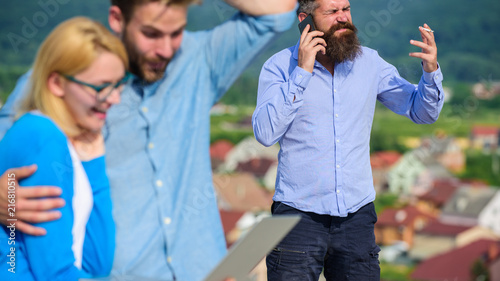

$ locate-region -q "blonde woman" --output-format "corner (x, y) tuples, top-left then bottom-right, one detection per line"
(0, 17), (129, 280)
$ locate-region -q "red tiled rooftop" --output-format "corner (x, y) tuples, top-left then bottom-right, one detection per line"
(417, 219), (470, 236)
(236, 158), (276, 178)
(418, 179), (460, 206)
(370, 151), (402, 169)
(213, 173), (273, 212)
(210, 140), (234, 161)
(219, 209), (245, 235)
(471, 125), (499, 136)
(377, 206), (434, 227)
(411, 239), (498, 281)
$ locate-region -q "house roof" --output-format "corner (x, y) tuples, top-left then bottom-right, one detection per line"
(409, 137), (461, 176)
(370, 151), (402, 169)
(210, 140), (234, 161)
(471, 125), (499, 137)
(420, 136), (455, 156)
(441, 186), (497, 218)
(418, 179), (460, 206)
(427, 163), (454, 179)
(221, 137), (279, 172)
(213, 173), (273, 212)
(377, 205), (435, 227)
(219, 209), (245, 235)
(236, 158), (276, 178)
(417, 219), (471, 236)
(411, 239), (499, 281)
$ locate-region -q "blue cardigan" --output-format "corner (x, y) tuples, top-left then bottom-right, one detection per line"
(0, 113), (115, 281)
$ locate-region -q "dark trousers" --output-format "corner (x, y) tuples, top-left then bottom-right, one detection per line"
(266, 202), (380, 281)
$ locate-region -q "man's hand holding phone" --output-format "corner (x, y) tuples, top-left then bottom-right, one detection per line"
(298, 17), (326, 73)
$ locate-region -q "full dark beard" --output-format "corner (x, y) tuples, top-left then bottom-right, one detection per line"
(322, 22), (362, 64)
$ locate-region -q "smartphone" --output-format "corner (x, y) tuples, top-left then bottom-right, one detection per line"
(298, 15), (316, 34)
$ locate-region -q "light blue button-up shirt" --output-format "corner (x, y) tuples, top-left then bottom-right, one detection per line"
(252, 41), (444, 217)
(0, 11), (296, 281)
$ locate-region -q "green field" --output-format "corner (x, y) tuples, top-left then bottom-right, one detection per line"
(373, 100), (499, 139)
(380, 262), (414, 281)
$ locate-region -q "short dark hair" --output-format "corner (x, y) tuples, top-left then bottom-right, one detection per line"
(297, 0), (319, 16)
(110, 0), (201, 23)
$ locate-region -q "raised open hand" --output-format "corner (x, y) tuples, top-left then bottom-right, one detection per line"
(409, 23), (438, 73)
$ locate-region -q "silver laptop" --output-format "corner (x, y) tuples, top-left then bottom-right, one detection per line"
(203, 215), (301, 281)
(80, 215), (300, 281)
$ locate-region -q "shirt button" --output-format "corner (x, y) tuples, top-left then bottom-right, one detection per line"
(336, 139), (340, 143)
(298, 74), (303, 78)
(336, 165), (340, 168)
(167, 257), (172, 263)
(335, 114), (339, 118)
(148, 143), (155, 149)
(164, 217), (172, 225)
(334, 89), (337, 93)
(337, 190), (340, 194)
(142, 107), (149, 113)
(156, 180), (163, 187)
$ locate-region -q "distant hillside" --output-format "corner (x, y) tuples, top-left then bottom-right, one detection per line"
(1, 0), (499, 102)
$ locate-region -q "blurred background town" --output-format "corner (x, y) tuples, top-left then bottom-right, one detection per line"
(1, 0), (499, 280)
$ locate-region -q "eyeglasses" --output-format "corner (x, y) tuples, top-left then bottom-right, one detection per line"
(62, 71), (133, 102)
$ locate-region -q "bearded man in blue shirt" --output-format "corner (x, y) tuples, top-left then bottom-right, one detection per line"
(252, 0), (444, 280)
(0, 0), (297, 280)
